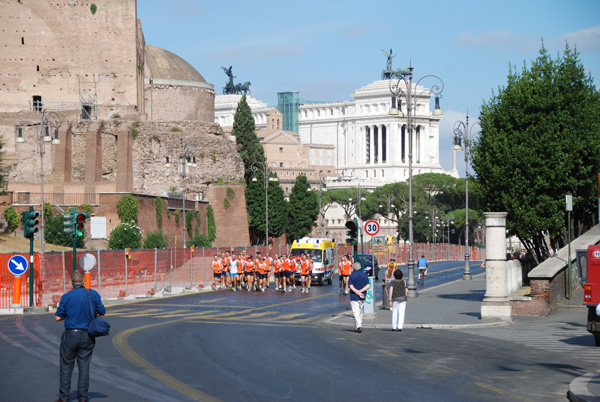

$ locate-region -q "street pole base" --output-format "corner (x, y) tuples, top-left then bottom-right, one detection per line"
(408, 289), (419, 298)
(463, 273), (472, 280)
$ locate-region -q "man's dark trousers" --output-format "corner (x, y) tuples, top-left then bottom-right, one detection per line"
(59, 330), (95, 401)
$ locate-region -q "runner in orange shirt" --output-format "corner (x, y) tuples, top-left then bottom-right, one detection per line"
(257, 257), (268, 292)
(300, 254), (310, 294)
(272, 254), (280, 289)
(222, 251), (232, 288)
(342, 255), (353, 295)
(212, 255), (222, 290)
(244, 255), (255, 291)
(282, 255), (291, 293)
(306, 254), (314, 293)
(338, 255), (346, 295)
(264, 254), (273, 288)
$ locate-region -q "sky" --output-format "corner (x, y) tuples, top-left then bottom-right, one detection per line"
(137, 0), (600, 177)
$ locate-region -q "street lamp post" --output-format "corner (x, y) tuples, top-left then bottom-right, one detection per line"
(389, 66), (444, 297)
(453, 114), (481, 280)
(165, 136), (198, 248)
(251, 161), (278, 246)
(444, 214), (455, 260)
(311, 170), (327, 238)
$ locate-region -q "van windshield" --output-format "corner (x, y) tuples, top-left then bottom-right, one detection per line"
(290, 248), (322, 262)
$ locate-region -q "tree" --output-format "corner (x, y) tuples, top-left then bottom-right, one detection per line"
(287, 175), (318, 242)
(4, 206), (19, 234)
(45, 203), (84, 248)
(117, 194), (139, 223)
(207, 205), (216, 241)
(472, 43), (600, 260)
(231, 95), (265, 182)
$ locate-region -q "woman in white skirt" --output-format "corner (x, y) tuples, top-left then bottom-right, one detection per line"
(389, 269), (408, 331)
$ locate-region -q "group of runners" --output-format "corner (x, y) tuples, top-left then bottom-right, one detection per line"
(212, 251), (316, 294)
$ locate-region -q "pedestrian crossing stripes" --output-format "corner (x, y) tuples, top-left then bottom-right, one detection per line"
(457, 321), (600, 363)
(108, 307), (313, 323)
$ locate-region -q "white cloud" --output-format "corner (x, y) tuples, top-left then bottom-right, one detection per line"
(554, 26), (600, 51)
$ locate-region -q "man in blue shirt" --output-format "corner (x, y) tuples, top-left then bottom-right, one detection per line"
(348, 262), (371, 333)
(55, 271), (105, 402)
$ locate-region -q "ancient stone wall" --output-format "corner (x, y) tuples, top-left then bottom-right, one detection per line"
(0, 0), (140, 116)
(207, 184), (250, 247)
(145, 85), (215, 122)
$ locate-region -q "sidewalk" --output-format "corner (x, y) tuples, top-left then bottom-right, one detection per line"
(326, 273), (599, 402)
(327, 273), (510, 329)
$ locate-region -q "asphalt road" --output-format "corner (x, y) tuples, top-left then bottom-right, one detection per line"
(0, 260), (585, 401)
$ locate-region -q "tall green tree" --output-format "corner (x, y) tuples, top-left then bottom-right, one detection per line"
(472, 43), (600, 260)
(231, 95), (265, 182)
(287, 175), (318, 242)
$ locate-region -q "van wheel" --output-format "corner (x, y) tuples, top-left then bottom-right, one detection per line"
(318, 277), (324, 286)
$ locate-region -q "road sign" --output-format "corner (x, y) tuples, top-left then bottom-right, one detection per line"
(79, 253), (97, 272)
(364, 220), (380, 236)
(8, 255), (28, 276)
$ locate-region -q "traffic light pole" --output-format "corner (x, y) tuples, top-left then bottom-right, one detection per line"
(29, 225), (33, 307)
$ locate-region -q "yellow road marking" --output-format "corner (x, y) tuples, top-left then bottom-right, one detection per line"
(413, 362), (454, 375)
(110, 308), (166, 317)
(474, 382), (535, 402)
(244, 311), (277, 318)
(376, 349), (400, 358)
(275, 313), (307, 320)
(113, 318), (222, 402)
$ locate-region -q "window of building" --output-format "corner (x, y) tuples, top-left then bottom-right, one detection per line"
(279, 147), (283, 153)
(279, 162), (283, 168)
(32, 96), (42, 112)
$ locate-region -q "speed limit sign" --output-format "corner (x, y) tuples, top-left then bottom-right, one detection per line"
(364, 220), (380, 236)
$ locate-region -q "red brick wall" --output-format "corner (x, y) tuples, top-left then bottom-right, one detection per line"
(207, 184), (250, 247)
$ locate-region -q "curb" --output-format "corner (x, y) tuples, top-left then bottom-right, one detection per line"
(568, 370), (600, 402)
(324, 313), (512, 330)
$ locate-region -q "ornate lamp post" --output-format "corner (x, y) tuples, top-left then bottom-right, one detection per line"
(165, 136), (198, 248)
(453, 114), (481, 280)
(389, 65), (444, 297)
(251, 161), (279, 246)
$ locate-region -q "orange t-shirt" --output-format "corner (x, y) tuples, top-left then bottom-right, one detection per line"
(213, 260), (221, 274)
(283, 258), (290, 272)
(258, 262), (268, 274)
(343, 261), (352, 276)
(245, 260), (254, 273)
(300, 260), (309, 275)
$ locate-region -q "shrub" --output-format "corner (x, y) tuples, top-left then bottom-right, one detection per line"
(108, 222), (142, 250)
(143, 230), (169, 249)
(170, 127), (182, 132)
(117, 194), (139, 223)
(4, 206), (19, 233)
(79, 204), (94, 214)
(155, 197), (163, 227)
(186, 210), (194, 237)
(207, 205), (216, 241)
(187, 233), (211, 248)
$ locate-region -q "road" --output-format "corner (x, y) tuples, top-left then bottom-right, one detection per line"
(0, 260), (591, 401)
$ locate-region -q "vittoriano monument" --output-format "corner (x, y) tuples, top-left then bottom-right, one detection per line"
(222, 66), (251, 95)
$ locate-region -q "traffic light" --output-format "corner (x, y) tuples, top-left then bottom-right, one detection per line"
(75, 212), (90, 238)
(345, 219), (358, 245)
(22, 207), (40, 239)
(63, 211), (74, 235)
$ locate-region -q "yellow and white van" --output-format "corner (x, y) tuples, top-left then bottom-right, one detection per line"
(289, 237), (335, 285)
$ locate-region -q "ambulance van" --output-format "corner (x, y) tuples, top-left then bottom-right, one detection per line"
(289, 238), (335, 285)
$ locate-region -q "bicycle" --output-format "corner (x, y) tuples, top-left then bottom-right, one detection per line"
(417, 268), (426, 286)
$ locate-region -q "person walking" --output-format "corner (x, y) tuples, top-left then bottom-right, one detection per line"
(54, 270), (106, 402)
(348, 263), (370, 333)
(389, 269), (408, 331)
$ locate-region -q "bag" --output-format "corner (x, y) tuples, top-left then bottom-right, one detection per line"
(88, 316), (111, 337)
(87, 289), (110, 337)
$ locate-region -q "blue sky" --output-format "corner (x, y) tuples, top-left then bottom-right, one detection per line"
(138, 0), (600, 176)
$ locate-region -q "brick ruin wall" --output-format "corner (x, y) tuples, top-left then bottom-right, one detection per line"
(0, 0), (140, 118)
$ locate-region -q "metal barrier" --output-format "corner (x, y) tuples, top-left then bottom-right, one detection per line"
(0, 242), (484, 308)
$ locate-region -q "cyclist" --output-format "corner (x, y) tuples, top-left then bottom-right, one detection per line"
(417, 255), (428, 284)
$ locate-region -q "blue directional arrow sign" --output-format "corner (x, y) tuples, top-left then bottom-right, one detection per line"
(8, 255), (28, 276)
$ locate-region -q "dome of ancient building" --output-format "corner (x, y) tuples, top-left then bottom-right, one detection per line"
(145, 45), (207, 84)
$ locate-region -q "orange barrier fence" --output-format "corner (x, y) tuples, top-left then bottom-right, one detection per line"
(0, 243), (484, 308)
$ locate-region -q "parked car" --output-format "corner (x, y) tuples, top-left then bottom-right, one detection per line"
(355, 254), (380, 279)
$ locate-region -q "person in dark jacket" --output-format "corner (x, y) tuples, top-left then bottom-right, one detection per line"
(389, 269), (408, 331)
(54, 271), (105, 402)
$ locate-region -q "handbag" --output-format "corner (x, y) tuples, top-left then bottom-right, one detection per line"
(86, 289), (110, 337)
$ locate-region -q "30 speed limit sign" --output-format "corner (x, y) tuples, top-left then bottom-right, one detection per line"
(364, 220), (380, 236)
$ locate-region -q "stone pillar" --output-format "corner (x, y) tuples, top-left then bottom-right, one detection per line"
(116, 128), (133, 192)
(481, 212), (512, 320)
(377, 124), (383, 164)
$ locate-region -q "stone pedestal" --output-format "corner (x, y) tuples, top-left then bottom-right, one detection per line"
(481, 212), (512, 320)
